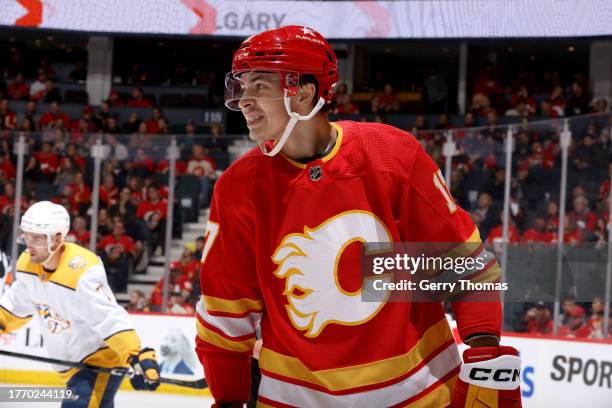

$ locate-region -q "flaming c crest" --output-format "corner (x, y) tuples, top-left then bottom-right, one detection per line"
(272, 211), (392, 338)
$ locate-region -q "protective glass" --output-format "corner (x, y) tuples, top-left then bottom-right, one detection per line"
(21, 231), (49, 248)
(224, 71), (300, 111)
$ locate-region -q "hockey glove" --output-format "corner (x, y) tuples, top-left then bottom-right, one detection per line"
(129, 347), (160, 391)
(452, 345), (522, 408)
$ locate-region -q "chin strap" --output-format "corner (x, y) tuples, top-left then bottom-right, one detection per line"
(259, 89), (326, 157)
(41, 235), (64, 269)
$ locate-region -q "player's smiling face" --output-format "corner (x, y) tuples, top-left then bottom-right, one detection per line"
(237, 71), (289, 143)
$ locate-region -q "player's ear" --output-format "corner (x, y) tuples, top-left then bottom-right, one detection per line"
(48, 233), (59, 251)
(297, 83), (317, 110)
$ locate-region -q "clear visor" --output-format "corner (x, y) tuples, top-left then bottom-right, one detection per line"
(21, 231), (49, 248)
(224, 71), (300, 111)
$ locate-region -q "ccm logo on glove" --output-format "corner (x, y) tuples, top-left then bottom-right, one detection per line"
(459, 354), (522, 391)
(468, 367), (521, 382)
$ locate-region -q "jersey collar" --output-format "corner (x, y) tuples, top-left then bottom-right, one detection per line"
(281, 122), (344, 169)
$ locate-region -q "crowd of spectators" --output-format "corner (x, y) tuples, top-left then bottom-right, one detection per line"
(469, 67), (607, 119)
(0, 58), (230, 314)
(0, 73), (221, 312)
(522, 296), (611, 339)
(434, 115), (612, 249)
(330, 66), (610, 116)
(0, 126), (217, 295)
(126, 240), (204, 314)
(0, 91), (225, 143)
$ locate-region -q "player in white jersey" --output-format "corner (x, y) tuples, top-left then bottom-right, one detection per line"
(0, 249), (10, 297)
(0, 201), (160, 407)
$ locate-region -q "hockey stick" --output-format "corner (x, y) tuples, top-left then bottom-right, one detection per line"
(0, 349), (208, 389)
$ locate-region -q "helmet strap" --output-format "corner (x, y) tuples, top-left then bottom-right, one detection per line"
(259, 89), (325, 157)
(41, 234), (64, 269)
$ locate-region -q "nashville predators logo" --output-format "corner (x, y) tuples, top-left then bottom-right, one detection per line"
(272, 211), (393, 338)
(68, 256), (87, 269)
(34, 303), (71, 334)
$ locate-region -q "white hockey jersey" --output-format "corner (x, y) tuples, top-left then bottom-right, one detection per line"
(0, 243), (140, 378)
(0, 250), (10, 298)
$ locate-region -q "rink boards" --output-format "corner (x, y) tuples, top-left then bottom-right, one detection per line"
(1, 312), (611, 407)
(455, 331), (612, 408)
(0, 312), (210, 397)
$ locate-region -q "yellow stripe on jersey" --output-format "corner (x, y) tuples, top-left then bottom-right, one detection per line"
(196, 319), (255, 353)
(281, 122), (344, 169)
(203, 295), (264, 315)
(438, 228), (482, 260)
(259, 318), (454, 392)
(16, 242), (101, 289)
(404, 372), (457, 408)
(427, 258), (501, 302)
(0, 305), (33, 333)
(104, 329), (141, 365)
(465, 228), (481, 243)
(322, 123), (344, 163)
(413, 228), (499, 298)
(408, 228), (483, 283)
(472, 262), (502, 283)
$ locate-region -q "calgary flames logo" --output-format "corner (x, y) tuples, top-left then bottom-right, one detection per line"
(272, 211), (393, 338)
(35, 303), (71, 334)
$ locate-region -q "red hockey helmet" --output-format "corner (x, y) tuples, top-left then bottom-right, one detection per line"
(228, 26), (338, 107)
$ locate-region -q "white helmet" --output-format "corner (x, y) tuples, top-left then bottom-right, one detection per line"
(20, 201), (70, 240)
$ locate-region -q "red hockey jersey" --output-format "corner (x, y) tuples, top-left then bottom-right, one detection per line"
(196, 121), (502, 407)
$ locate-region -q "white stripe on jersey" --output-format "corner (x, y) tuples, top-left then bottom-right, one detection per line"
(195, 297), (261, 338)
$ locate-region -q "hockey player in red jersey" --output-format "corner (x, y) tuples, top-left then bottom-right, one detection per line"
(195, 26), (521, 407)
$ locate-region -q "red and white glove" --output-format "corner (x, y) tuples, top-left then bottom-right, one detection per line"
(452, 346), (522, 408)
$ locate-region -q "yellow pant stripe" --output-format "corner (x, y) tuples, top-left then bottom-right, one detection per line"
(88, 372), (110, 408)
